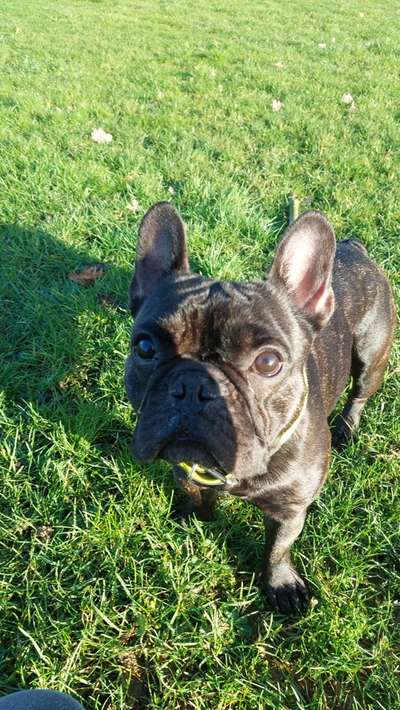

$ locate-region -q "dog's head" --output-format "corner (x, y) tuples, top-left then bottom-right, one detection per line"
(125, 202), (336, 485)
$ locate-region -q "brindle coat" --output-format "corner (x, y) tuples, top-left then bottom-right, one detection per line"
(125, 202), (396, 614)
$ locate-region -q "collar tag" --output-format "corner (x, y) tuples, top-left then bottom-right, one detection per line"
(178, 462), (227, 488)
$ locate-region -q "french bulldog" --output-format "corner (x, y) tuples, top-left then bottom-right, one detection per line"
(125, 202), (395, 614)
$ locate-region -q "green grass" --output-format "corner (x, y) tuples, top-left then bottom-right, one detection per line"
(0, 0), (399, 707)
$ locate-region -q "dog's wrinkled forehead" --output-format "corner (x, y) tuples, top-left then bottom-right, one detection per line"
(136, 273), (306, 362)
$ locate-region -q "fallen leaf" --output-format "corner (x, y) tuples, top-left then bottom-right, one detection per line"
(69, 264), (106, 286)
(120, 652), (142, 677)
(98, 294), (126, 311)
(341, 93), (354, 105)
(36, 525), (53, 541)
(271, 99), (283, 112)
(120, 626), (138, 645)
(58, 378), (69, 391)
(91, 127), (113, 144)
(126, 198), (140, 213)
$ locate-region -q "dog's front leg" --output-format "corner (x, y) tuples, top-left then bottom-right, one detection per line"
(172, 469), (217, 521)
(261, 509), (310, 614)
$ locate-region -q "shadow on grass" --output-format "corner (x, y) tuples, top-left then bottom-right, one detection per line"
(0, 222), (306, 612)
(0, 223), (134, 444)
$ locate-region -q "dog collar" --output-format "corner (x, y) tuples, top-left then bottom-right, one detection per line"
(270, 367), (309, 454)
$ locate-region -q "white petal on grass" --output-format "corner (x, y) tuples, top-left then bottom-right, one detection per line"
(349, 101), (356, 113)
(126, 198), (140, 213)
(91, 128), (113, 144)
(318, 42), (327, 49)
(331, 37), (336, 43)
(341, 93), (354, 105)
(271, 99), (283, 112)
(168, 186), (175, 195)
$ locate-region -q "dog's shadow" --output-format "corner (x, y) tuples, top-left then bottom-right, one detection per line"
(0, 223), (133, 450)
(0, 221), (286, 584)
(0, 215), (289, 452)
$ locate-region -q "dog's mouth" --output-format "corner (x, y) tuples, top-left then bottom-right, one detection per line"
(160, 434), (217, 465)
(159, 435), (234, 489)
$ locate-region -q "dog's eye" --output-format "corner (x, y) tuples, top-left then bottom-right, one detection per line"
(134, 337), (156, 360)
(253, 350), (282, 377)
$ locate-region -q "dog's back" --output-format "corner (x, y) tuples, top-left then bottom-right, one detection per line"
(312, 237), (395, 438)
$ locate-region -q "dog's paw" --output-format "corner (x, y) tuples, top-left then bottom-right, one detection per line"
(171, 502), (214, 523)
(171, 502), (196, 523)
(263, 564), (310, 615)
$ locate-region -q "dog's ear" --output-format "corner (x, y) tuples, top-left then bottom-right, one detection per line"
(129, 202), (190, 315)
(269, 210), (336, 329)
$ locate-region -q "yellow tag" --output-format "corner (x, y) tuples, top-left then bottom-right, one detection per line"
(178, 462), (226, 487)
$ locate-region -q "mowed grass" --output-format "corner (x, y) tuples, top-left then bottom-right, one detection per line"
(0, 0), (399, 707)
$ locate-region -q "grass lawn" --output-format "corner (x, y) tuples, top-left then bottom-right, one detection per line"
(0, 0), (399, 707)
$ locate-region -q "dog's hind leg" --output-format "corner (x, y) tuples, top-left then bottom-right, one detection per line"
(332, 279), (395, 449)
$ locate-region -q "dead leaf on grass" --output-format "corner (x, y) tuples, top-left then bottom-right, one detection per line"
(120, 626), (138, 645)
(120, 651), (142, 677)
(341, 93), (354, 105)
(120, 653), (149, 705)
(36, 525), (53, 541)
(126, 198), (140, 213)
(271, 99), (284, 112)
(68, 264), (106, 287)
(91, 127), (113, 144)
(98, 294), (126, 311)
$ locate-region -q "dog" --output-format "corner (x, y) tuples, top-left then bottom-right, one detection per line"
(125, 202), (395, 614)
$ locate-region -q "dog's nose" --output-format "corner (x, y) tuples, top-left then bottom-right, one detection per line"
(169, 373), (218, 408)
